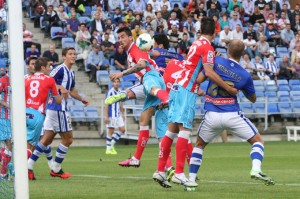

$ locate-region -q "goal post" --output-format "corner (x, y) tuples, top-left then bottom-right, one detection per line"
(8, 0), (29, 198)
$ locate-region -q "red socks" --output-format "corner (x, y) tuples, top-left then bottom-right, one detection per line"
(1, 150), (12, 175)
(133, 128), (149, 160)
(158, 135), (173, 172)
(166, 153), (173, 169)
(155, 89), (169, 102)
(175, 131), (190, 174)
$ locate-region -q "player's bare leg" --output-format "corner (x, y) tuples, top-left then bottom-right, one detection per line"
(110, 126), (125, 154)
(150, 87), (169, 110)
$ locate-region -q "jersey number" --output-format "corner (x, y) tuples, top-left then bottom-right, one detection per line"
(184, 45), (197, 65)
(207, 81), (234, 97)
(29, 80), (40, 98)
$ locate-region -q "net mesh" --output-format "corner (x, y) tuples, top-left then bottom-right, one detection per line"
(0, 1), (14, 198)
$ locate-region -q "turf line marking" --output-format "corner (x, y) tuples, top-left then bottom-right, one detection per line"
(72, 174), (300, 187)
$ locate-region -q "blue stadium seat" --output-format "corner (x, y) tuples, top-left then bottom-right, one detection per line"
(124, 100), (136, 106)
(277, 79), (288, 86)
(122, 74), (138, 82)
(62, 37), (75, 48)
(265, 80), (278, 91)
(195, 104), (202, 117)
(277, 91), (289, 97)
(275, 57), (282, 66)
(70, 106), (86, 122)
(289, 79), (300, 90)
(216, 48), (227, 54)
(255, 85), (265, 92)
(276, 46), (289, 57)
(253, 103), (265, 118)
(256, 91), (265, 102)
(0, 59), (8, 67)
(278, 85), (290, 91)
(83, 6), (92, 16)
(290, 91), (300, 101)
(133, 109), (142, 121)
(110, 70), (121, 74)
(51, 27), (66, 39)
(279, 96), (291, 102)
(40, 16), (45, 29)
(84, 106), (100, 122)
(278, 103), (293, 118)
(292, 102), (300, 118)
(265, 91), (278, 102)
(267, 104), (279, 114)
(121, 81), (134, 90)
(239, 103), (254, 115)
(97, 70), (110, 86)
(78, 16), (91, 24)
(253, 80), (264, 86)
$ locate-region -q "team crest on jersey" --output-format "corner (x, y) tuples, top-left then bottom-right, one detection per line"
(230, 63), (234, 67)
(208, 51), (214, 63)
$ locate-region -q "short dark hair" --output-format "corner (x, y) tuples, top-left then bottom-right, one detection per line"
(117, 27), (132, 36)
(34, 57), (50, 72)
(62, 47), (75, 56)
(228, 40), (244, 60)
(200, 17), (215, 36)
(79, 23), (86, 27)
(153, 34), (169, 49)
(26, 57), (37, 65)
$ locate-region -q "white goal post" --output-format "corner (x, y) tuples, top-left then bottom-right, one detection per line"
(8, 0), (29, 198)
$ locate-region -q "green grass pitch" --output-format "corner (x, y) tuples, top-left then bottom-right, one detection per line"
(29, 141), (300, 199)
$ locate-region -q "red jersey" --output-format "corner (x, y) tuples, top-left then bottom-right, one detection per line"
(0, 75), (10, 119)
(127, 43), (158, 81)
(163, 59), (185, 94)
(176, 36), (214, 92)
(25, 73), (59, 114)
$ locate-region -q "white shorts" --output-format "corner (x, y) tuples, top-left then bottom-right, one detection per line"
(106, 116), (125, 128)
(128, 84), (145, 100)
(43, 110), (72, 133)
(198, 111), (258, 143)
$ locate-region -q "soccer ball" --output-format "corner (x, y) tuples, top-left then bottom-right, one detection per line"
(136, 33), (154, 52)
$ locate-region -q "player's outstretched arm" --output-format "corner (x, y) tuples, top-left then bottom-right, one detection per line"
(196, 71), (207, 84)
(57, 85), (69, 100)
(109, 60), (146, 80)
(204, 64), (238, 96)
(244, 93), (256, 103)
(53, 95), (63, 105)
(70, 87), (89, 106)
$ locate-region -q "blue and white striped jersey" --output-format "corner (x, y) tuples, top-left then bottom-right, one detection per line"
(107, 88), (122, 118)
(47, 63), (75, 111)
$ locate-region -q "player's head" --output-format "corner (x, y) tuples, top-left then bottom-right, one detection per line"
(26, 57), (37, 75)
(153, 34), (169, 49)
(227, 40), (245, 61)
(34, 57), (52, 75)
(62, 47), (76, 67)
(117, 27), (133, 50)
(200, 17), (215, 36)
(112, 78), (120, 89)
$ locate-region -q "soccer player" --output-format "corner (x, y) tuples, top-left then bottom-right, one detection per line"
(188, 40), (275, 188)
(105, 78), (125, 155)
(155, 17), (238, 188)
(0, 68), (12, 179)
(109, 27), (169, 167)
(28, 47), (89, 179)
(25, 56), (37, 77)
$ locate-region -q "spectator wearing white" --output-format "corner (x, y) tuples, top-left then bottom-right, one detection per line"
(143, 24), (155, 37)
(90, 12), (104, 36)
(242, 0), (254, 16)
(108, 0), (124, 12)
(279, 0), (290, 10)
(219, 25), (233, 48)
(160, 0), (171, 11)
(266, 13), (278, 28)
(253, 56), (270, 80)
(240, 54), (257, 79)
(75, 23), (91, 61)
(130, 0), (146, 16)
(57, 5), (69, 28)
(91, 5), (106, 21)
(46, 0), (60, 8)
(0, 2), (7, 21)
(194, 15), (202, 34)
(262, 4), (274, 22)
(87, 44), (105, 82)
(169, 12), (180, 28)
(182, 16), (195, 37)
(280, 23), (294, 48)
(232, 24), (243, 41)
(291, 43), (300, 65)
(257, 35), (270, 58)
(167, 25), (183, 50)
(102, 27), (116, 44)
(151, 11), (168, 33)
(144, 4), (156, 20)
(147, 0), (161, 12)
(229, 12), (243, 31)
(243, 33), (258, 59)
(265, 54), (279, 80)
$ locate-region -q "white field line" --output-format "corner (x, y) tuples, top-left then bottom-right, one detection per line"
(72, 174), (300, 187)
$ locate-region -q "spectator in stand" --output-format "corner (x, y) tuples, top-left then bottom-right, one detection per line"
(108, 0), (124, 12)
(131, 14), (143, 30)
(144, 4), (156, 20)
(111, 7), (123, 25)
(279, 55), (296, 80)
(75, 23), (91, 61)
(91, 30), (102, 45)
(206, 0), (221, 12)
(178, 33), (191, 58)
(42, 5), (60, 38)
(292, 4), (300, 20)
(292, 57), (300, 78)
(32, 0), (46, 28)
(227, 0), (241, 14)
(207, 3), (219, 19)
(195, 31), (201, 40)
(67, 7), (80, 19)
(232, 24), (243, 41)
(181, 2), (189, 22)
(194, 2), (206, 22)
(243, 0), (254, 17)
(90, 11), (105, 37)
(155, 25), (165, 35)
(229, 12), (243, 31)
(143, 24), (155, 37)
(194, 15), (202, 33)
(151, 11), (168, 33)
(265, 23), (281, 47)
(131, 24), (143, 41)
(66, 11), (80, 39)
(229, 6), (240, 19)
(130, 0), (145, 16)
(167, 24), (183, 50)
(182, 26), (191, 41)
(244, 24), (257, 41)
(114, 45), (128, 71)
(255, 0), (267, 11)
(123, 0), (130, 13)
(280, 24), (294, 48)
(268, 0), (281, 18)
(87, 44), (105, 82)
(68, 0), (86, 14)
(278, 11), (290, 31)
(243, 33), (258, 59)
(101, 33), (115, 59)
(56, 4), (69, 28)
(147, 0), (161, 13)
(0, 2), (7, 21)
(124, 9), (135, 25)
(102, 27), (116, 44)
(161, 5), (171, 21)
(219, 26), (233, 48)
(23, 23), (41, 56)
(253, 56), (270, 80)
(213, 15), (221, 36)
(219, 12), (229, 30)
(0, 16), (6, 34)
(289, 34), (300, 54)
(171, 4), (182, 22)
(257, 35), (270, 58)
(266, 13), (278, 28)
(0, 34), (8, 58)
(262, 4), (274, 22)
(143, 16), (153, 30)
(25, 44), (40, 61)
(255, 24), (265, 41)
(91, 5), (106, 20)
(42, 43), (59, 66)
(160, 0), (171, 11)
(240, 54), (259, 80)
(182, 16), (195, 37)
(265, 54), (279, 80)
(281, 4), (292, 21)
(46, 0), (60, 7)
(291, 14), (300, 33)
(250, 6), (266, 30)
(279, 0), (290, 10)
(169, 12), (180, 29)
(291, 43), (300, 65)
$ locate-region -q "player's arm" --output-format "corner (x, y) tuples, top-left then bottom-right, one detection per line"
(56, 85), (69, 100)
(242, 76), (256, 103)
(109, 60), (146, 80)
(244, 92), (256, 103)
(149, 50), (160, 59)
(104, 103), (109, 124)
(0, 101), (9, 108)
(69, 87), (89, 106)
(120, 102), (125, 120)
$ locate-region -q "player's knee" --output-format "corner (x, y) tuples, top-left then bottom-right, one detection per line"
(195, 136), (207, 149)
(126, 90), (135, 99)
(63, 138), (73, 147)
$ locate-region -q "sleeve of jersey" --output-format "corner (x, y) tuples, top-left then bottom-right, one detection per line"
(201, 45), (215, 67)
(50, 78), (59, 97)
(243, 76), (256, 97)
(50, 67), (63, 85)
